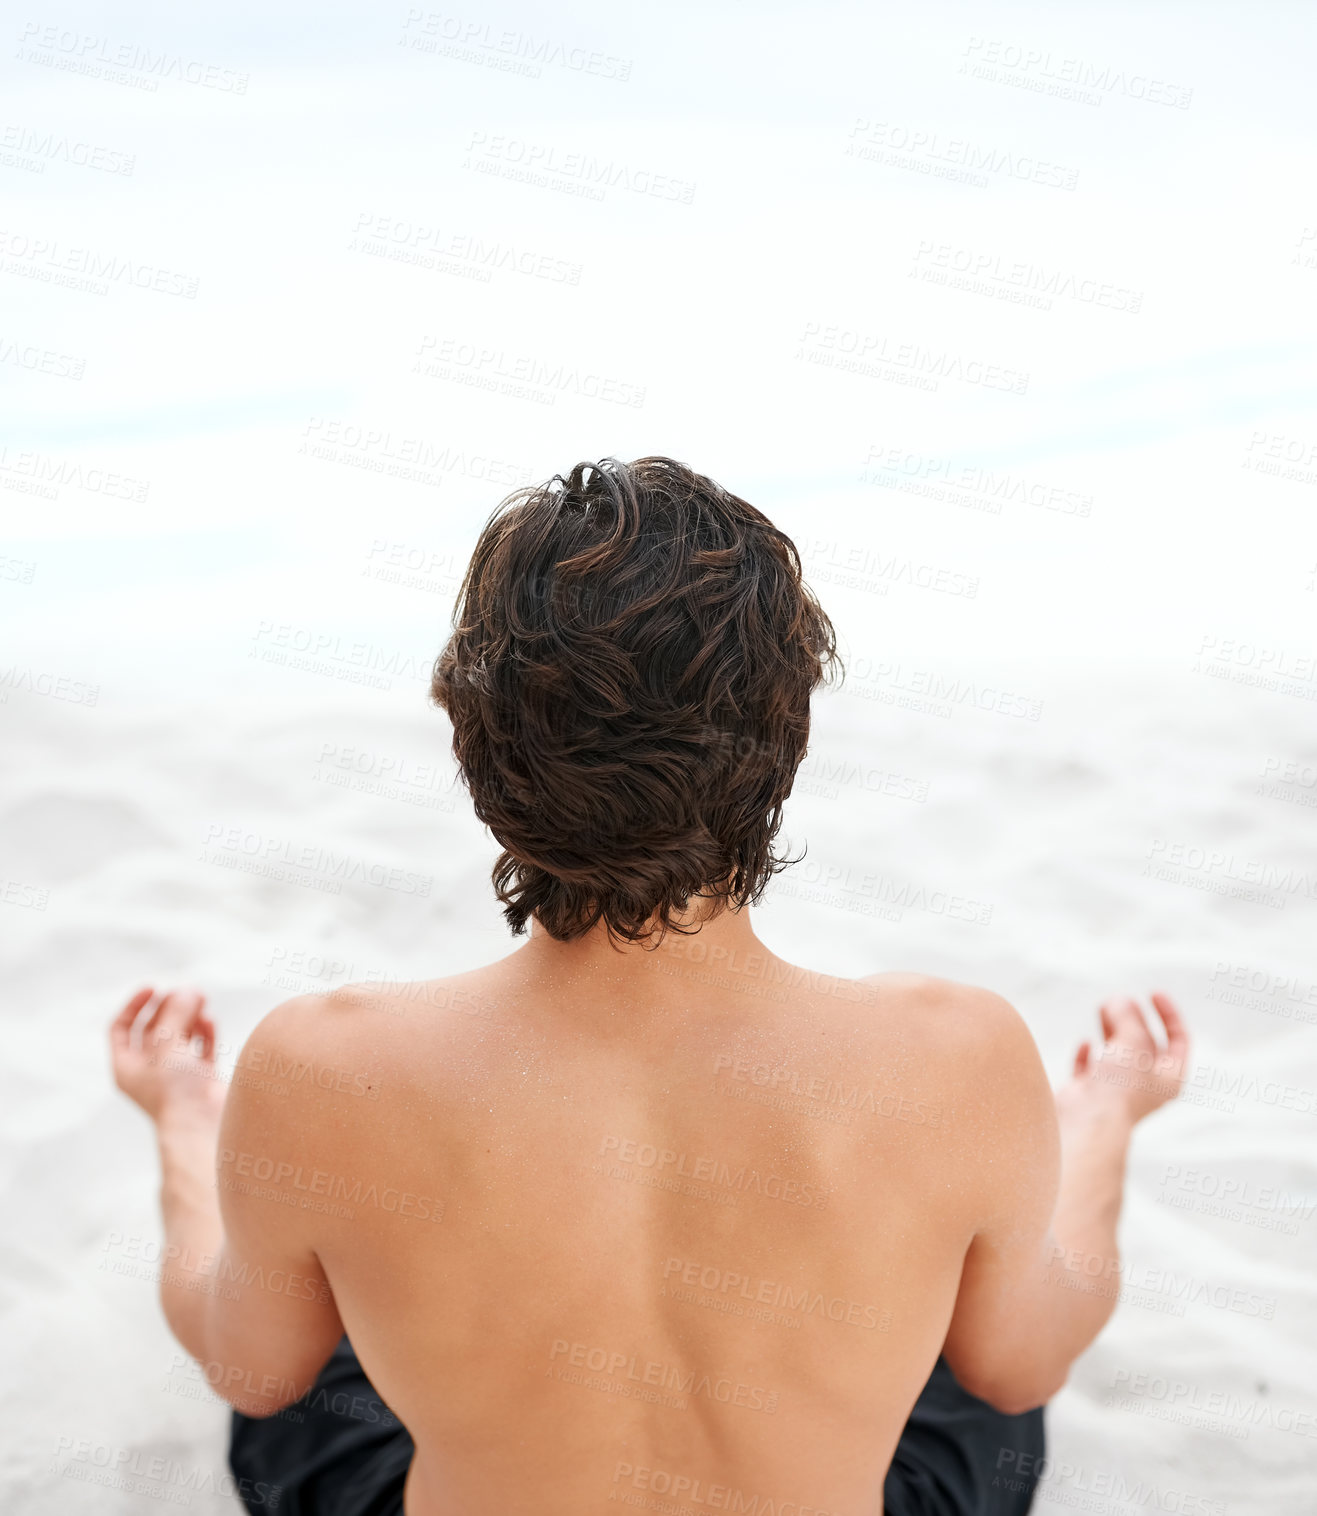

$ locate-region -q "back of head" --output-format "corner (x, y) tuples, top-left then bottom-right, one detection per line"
(431, 456), (839, 944)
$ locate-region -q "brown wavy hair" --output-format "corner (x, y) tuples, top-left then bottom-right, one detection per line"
(430, 456), (840, 944)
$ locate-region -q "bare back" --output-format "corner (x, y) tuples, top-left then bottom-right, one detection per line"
(223, 939), (1029, 1516)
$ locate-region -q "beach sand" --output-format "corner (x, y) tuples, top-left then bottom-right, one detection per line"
(1, 666), (1314, 1513)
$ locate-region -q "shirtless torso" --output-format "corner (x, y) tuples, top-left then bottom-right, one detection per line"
(210, 910), (1062, 1516)
(111, 459), (1188, 1514)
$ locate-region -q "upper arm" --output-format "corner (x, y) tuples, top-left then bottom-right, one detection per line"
(936, 989), (1064, 1412)
(206, 997), (346, 1413)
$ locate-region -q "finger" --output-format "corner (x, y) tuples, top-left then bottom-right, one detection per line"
(1150, 991), (1190, 1064)
(1073, 1041), (1091, 1077)
(143, 988), (205, 1047)
(176, 996), (213, 1056)
(1098, 1004), (1117, 1043)
(111, 988), (155, 1049)
(1111, 995), (1152, 1045)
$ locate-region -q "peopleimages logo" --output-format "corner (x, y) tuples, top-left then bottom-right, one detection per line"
(0, 444), (149, 499)
(17, 23), (249, 93)
(201, 823), (432, 896)
(798, 320), (1030, 395)
(961, 37), (1194, 110)
(51, 1438), (279, 1507)
(599, 1136), (827, 1208)
(399, 11), (633, 82)
(713, 1054), (941, 1126)
(662, 1257), (891, 1330)
(610, 1460), (841, 1515)
(549, 1339), (778, 1413)
(845, 118), (1079, 191)
(218, 1149), (444, 1222)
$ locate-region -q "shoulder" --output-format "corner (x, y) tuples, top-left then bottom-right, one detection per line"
(860, 972), (1047, 1091)
(224, 992), (372, 1120)
(220, 988), (411, 1159)
(230, 985), (411, 1110)
(860, 975), (1058, 1208)
(236, 973), (496, 1087)
(249, 973), (492, 1036)
(238, 986), (377, 1063)
(860, 970), (1029, 1033)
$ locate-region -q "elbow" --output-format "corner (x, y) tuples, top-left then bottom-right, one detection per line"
(220, 1381), (307, 1419)
(948, 1362), (1067, 1417)
(978, 1382), (1060, 1417)
(184, 1337), (312, 1419)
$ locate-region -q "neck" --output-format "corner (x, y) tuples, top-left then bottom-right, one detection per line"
(521, 898), (768, 979)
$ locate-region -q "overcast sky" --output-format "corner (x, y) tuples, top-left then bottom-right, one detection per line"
(3, 1), (1315, 709)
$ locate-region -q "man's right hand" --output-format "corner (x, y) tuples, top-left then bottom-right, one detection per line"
(1058, 991), (1191, 1125)
(110, 986), (225, 1126)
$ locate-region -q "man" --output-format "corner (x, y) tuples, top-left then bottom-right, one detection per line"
(110, 456), (1189, 1516)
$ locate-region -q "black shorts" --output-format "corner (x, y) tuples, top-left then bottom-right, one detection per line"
(229, 1337), (1046, 1516)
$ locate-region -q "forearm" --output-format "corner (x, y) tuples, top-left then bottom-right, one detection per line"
(155, 1106), (225, 1361)
(956, 1099), (1133, 1412)
(1041, 1094), (1135, 1357)
(154, 1107), (341, 1417)
(945, 991), (1188, 1415)
(112, 987), (345, 1417)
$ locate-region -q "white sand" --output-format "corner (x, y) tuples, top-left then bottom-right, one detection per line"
(4, 8), (1317, 1508)
(1, 666), (1313, 1514)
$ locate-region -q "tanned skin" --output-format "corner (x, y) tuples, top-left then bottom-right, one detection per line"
(111, 897), (1188, 1516)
